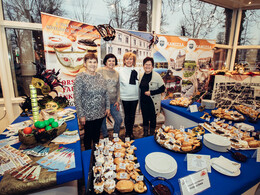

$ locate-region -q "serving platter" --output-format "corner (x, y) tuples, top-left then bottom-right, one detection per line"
(211, 158), (240, 177)
(154, 126), (202, 153)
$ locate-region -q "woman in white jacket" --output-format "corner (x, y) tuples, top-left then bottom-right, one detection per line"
(119, 52), (139, 139)
(139, 57), (165, 136)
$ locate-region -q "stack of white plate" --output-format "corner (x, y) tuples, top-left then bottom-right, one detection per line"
(145, 152), (177, 179)
(203, 133), (231, 152)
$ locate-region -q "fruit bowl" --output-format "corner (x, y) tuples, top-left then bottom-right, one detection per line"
(18, 122), (67, 145)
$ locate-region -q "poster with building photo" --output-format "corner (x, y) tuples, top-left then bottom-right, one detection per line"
(153, 35), (188, 99)
(183, 38), (215, 97)
(101, 29), (152, 74)
(212, 75), (260, 109)
(41, 13), (101, 105)
(153, 35), (215, 99)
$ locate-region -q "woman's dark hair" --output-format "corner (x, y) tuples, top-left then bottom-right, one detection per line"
(143, 57), (154, 67)
(84, 53), (98, 63)
(103, 53), (118, 66)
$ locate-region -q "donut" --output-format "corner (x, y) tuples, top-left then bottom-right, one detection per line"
(77, 39), (97, 53)
(45, 35), (72, 52)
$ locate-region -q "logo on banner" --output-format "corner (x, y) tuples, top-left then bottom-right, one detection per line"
(187, 40), (196, 52)
(157, 36), (168, 49)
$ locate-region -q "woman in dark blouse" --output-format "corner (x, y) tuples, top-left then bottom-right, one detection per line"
(139, 57), (165, 136)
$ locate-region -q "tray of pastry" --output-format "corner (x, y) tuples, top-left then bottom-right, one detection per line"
(87, 137), (147, 194)
(211, 108), (245, 122)
(169, 97), (192, 107)
(154, 125), (202, 153)
(202, 121), (260, 150)
(234, 105), (260, 119)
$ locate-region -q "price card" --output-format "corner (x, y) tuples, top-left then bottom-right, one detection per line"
(109, 146), (114, 152)
(197, 135), (202, 140)
(115, 144), (122, 150)
(187, 154), (211, 172)
(113, 133), (118, 138)
(180, 125), (185, 132)
(95, 161), (102, 167)
(189, 105), (198, 113)
(130, 145), (136, 150)
(120, 172), (128, 179)
(119, 163), (126, 170)
(115, 153), (121, 158)
(104, 138), (109, 145)
(169, 137), (175, 143)
(134, 163), (140, 169)
(125, 137), (130, 142)
(114, 137), (119, 142)
(206, 117), (210, 122)
(103, 149), (109, 156)
(179, 169), (211, 195)
(110, 164), (116, 171)
(137, 175), (144, 181)
(127, 155), (134, 161)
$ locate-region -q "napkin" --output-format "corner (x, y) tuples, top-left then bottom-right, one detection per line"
(212, 155), (241, 174)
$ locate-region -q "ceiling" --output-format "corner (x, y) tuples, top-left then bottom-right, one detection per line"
(201, 0), (260, 9)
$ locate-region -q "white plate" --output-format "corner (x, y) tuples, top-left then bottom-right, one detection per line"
(211, 158), (240, 177)
(145, 152), (178, 179)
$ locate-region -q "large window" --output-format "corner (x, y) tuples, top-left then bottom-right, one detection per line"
(5, 28), (45, 97)
(238, 10), (260, 45)
(162, 0), (232, 44)
(236, 49), (260, 72)
(2, 0), (152, 31)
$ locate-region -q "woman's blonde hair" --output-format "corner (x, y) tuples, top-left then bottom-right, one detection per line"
(123, 52), (136, 67)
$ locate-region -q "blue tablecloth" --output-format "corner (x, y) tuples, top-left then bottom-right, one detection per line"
(161, 100), (260, 131)
(0, 107), (83, 185)
(82, 136), (260, 195)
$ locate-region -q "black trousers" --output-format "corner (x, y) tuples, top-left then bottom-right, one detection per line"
(83, 117), (104, 150)
(122, 100), (138, 137)
(140, 98), (156, 129)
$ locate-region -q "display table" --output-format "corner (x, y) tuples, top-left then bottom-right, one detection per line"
(161, 100), (260, 130)
(0, 107), (82, 194)
(82, 135), (260, 195)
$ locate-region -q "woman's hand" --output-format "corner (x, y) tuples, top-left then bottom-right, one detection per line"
(79, 117), (86, 126)
(114, 102), (120, 111)
(105, 109), (110, 116)
(144, 91), (151, 96)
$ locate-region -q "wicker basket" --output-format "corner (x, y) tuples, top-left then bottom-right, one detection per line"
(18, 122), (67, 145)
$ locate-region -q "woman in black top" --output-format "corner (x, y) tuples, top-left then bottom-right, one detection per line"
(139, 57), (165, 136)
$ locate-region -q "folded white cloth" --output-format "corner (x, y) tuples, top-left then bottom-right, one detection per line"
(212, 156), (241, 173)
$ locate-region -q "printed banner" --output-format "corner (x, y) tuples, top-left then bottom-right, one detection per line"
(41, 13), (101, 105)
(153, 35), (215, 99)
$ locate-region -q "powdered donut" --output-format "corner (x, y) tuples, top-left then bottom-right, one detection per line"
(45, 35), (72, 52)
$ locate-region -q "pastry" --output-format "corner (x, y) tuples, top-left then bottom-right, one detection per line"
(134, 181), (147, 193)
(104, 179), (116, 194)
(116, 180), (134, 193)
(248, 140), (260, 148)
(93, 176), (104, 194)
